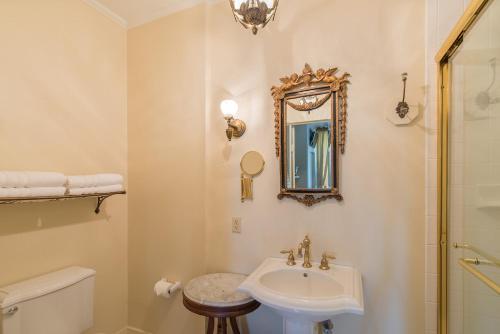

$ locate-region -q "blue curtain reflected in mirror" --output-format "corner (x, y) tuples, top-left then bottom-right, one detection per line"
(286, 122), (331, 189)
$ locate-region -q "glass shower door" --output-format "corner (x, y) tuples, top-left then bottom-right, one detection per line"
(446, 1), (500, 333)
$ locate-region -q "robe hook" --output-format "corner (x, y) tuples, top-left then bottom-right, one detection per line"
(396, 72), (409, 119)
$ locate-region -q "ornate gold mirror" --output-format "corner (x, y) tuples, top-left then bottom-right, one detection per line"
(271, 64), (350, 206)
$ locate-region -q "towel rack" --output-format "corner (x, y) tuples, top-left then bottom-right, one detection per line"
(458, 258), (500, 295)
(453, 242), (500, 295)
(0, 191), (126, 214)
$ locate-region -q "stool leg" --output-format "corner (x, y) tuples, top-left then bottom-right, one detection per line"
(229, 317), (241, 334)
(206, 317), (215, 334)
(217, 317), (227, 334)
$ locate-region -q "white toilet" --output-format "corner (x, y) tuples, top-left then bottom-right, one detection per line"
(0, 267), (96, 334)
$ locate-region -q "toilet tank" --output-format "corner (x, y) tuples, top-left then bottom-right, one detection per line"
(0, 267), (96, 334)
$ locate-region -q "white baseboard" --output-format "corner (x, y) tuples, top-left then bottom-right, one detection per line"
(114, 326), (152, 334)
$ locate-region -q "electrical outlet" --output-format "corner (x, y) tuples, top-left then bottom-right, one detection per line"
(232, 217), (242, 233)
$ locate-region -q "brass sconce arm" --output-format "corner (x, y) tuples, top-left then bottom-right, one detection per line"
(224, 117), (246, 141)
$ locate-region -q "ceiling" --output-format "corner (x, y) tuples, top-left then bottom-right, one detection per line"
(91, 0), (205, 28)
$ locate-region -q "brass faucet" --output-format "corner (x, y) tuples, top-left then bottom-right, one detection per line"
(298, 235), (312, 268)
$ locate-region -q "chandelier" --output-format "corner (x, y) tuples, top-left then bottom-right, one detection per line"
(229, 0), (279, 35)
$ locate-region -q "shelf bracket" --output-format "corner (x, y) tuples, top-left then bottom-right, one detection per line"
(95, 195), (110, 214)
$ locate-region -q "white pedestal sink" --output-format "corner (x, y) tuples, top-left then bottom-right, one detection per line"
(239, 258), (364, 334)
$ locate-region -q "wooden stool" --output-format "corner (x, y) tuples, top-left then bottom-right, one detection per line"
(183, 273), (260, 334)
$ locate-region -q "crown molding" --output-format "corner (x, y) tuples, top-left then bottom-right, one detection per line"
(127, 0), (207, 28)
(82, 0), (128, 28)
(83, 0), (225, 30)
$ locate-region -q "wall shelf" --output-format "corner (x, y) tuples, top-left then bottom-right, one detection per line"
(0, 191), (126, 214)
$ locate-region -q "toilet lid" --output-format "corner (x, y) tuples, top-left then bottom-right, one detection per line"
(0, 267), (95, 309)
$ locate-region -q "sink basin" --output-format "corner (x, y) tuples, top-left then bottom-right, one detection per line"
(259, 269), (345, 299)
(239, 258), (364, 334)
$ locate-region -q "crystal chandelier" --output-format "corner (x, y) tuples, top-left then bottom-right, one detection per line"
(229, 0), (279, 35)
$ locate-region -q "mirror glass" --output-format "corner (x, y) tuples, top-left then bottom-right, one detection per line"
(284, 92), (334, 190)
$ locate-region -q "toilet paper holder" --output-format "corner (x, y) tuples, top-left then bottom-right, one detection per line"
(154, 278), (182, 298)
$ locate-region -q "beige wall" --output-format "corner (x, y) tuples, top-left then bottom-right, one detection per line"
(127, 5), (207, 334)
(0, 0), (128, 333)
(204, 0), (425, 333)
(127, 0), (426, 334)
(0, 0), (426, 333)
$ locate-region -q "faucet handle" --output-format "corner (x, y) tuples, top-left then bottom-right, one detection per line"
(280, 249), (296, 266)
(319, 252), (336, 270)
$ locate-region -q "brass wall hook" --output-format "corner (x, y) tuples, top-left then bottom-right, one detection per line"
(395, 72), (409, 119)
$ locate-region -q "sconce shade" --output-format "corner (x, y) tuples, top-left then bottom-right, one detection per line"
(220, 99), (239, 118)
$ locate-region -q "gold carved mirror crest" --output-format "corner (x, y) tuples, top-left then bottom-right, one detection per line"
(271, 64), (350, 206)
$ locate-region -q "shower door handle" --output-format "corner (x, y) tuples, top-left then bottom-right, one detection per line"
(453, 242), (500, 266)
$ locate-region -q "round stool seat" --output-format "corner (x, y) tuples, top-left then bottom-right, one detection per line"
(183, 273), (260, 334)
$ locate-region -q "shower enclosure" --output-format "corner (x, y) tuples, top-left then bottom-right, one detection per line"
(437, 0), (500, 333)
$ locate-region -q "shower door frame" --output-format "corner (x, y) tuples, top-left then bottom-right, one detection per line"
(436, 1), (493, 333)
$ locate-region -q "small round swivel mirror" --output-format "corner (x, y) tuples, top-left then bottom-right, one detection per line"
(240, 151), (265, 202)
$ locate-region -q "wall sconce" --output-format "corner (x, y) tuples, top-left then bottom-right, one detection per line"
(220, 99), (246, 141)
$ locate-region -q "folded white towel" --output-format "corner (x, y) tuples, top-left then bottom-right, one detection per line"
(0, 171), (66, 188)
(0, 187), (66, 198)
(68, 184), (124, 196)
(67, 174), (123, 189)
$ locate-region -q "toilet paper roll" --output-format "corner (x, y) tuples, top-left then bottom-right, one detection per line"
(154, 279), (181, 298)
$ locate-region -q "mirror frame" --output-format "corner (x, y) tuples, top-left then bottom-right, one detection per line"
(271, 64), (350, 206)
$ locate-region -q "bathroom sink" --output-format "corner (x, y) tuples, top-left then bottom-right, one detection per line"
(259, 269), (345, 299)
(239, 258), (364, 333)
